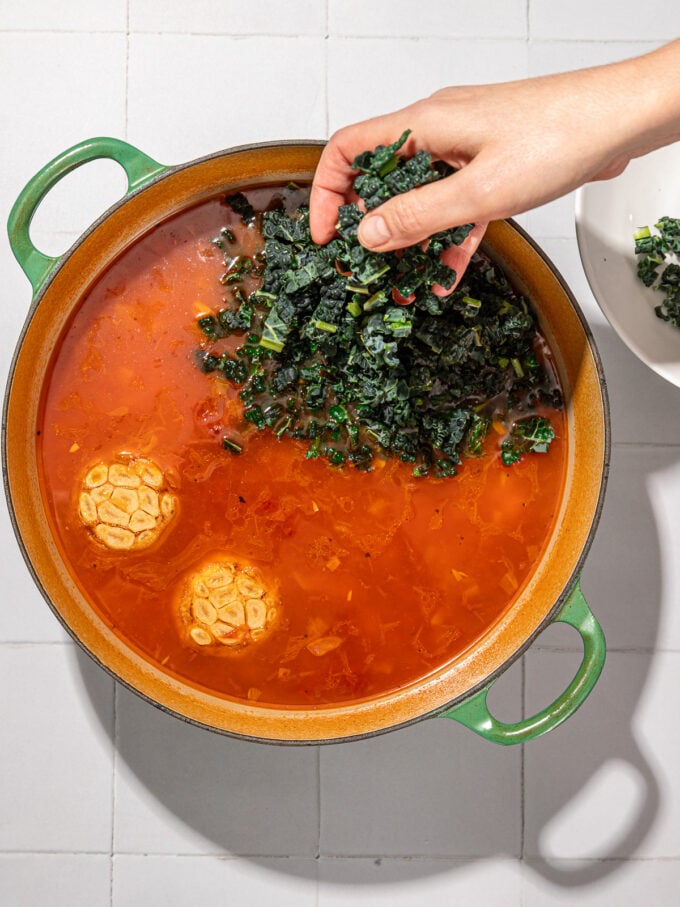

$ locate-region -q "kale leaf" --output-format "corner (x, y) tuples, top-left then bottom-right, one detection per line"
(633, 217), (680, 328)
(352, 131), (438, 210)
(500, 416), (555, 466)
(225, 192), (256, 224)
(197, 133), (562, 477)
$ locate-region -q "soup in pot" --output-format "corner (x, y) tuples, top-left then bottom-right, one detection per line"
(37, 185), (566, 707)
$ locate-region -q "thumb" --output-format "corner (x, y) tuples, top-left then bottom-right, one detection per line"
(357, 156), (501, 251)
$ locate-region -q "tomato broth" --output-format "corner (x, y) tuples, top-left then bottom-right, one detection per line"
(38, 190), (567, 707)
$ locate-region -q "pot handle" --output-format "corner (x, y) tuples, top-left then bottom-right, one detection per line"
(7, 136), (168, 296)
(441, 579), (605, 744)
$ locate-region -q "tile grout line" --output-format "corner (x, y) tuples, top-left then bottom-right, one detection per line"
(324, 0), (330, 139)
(0, 28), (663, 45)
(109, 682), (118, 907)
(610, 440), (680, 449)
(123, 0), (130, 141)
(314, 13), (328, 891)
(0, 850), (112, 856)
(316, 745), (322, 861)
(0, 28), (327, 37)
(0, 28), (127, 35)
(520, 654), (526, 863)
(526, 0), (531, 43)
(519, 853), (528, 907)
(316, 750), (321, 907)
(316, 732), (321, 901)
(4, 850), (680, 862)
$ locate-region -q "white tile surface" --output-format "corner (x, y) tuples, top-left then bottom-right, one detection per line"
(319, 857), (522, 906)
(0, 854), (110, 907)
(534, 237), (680, 445)
(0, 501), (71, 643)
(113, 684), (319, 856)
(0, 646), (114, 851)
(521, 194), (578, 241)
(129, 0), (326, 35)
(518, 38), (662, 241)
(530, 2), (680, 40)
(113, 855), (318, 907)
(328, 38), (528, 131)
(4, 3), (680, 904)
(522, 858), (680, 906)
(590, 320), (680, 446)
(0, 33), (127, 232)
(528, 39), (662, 76)
(527, 236), (604, 322)
(0, 0), (127, 31)
(126, 34), (327, 163)
(329, 0), (527, 38)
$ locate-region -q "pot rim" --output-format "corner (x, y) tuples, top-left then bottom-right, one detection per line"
(3, 140), (610, 744)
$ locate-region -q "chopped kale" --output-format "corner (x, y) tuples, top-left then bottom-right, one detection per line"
(222, 436), (243, 455)
(352, 131), (439, 210)
(225, 192), (256, 224)
(196, 133), (561, 476)
(501, 416), (555, 466)
(633, 217), (680, 328)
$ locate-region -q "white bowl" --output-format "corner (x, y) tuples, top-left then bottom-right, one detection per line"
(575, 142), (680, 386)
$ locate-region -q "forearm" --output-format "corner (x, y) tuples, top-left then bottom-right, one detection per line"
(310, 40), (680, 254)
(613, 39), (680, 157)
(568, 38), (680, 168)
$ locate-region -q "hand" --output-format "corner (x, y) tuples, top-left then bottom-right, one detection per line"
(310, 41), (680, 286)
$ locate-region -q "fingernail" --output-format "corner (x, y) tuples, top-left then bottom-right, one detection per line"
(359, 214), (390, 248)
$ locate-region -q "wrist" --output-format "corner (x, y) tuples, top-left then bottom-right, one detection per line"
(609, 40), (680, 158)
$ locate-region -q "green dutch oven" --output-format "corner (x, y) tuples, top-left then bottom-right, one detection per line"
(4, 137), (608, 744)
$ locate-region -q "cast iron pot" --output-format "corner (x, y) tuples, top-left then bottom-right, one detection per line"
(4, 138), (609, 745)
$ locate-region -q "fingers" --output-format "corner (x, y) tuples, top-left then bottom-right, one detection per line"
(309, 113), (421, 244)
(309, 179), (350, 245)
(309, 142), (357, 244)
(311, 113), (505, 258)
(433, 222), (488, 296)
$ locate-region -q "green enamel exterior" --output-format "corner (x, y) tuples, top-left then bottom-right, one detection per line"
(442, 578), (606, 744)
(7, 137), (168, 297)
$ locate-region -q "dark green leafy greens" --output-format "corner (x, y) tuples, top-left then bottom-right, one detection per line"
(633, 216), (680, 328)
(225, 192), (256, 224)
(500, 416), (555, 466)
(196, 132), (560, 477)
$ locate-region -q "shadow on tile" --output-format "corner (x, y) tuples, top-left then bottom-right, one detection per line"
(523, 652), (663, 887)
(74, 641), (526, 876)
(519, 318), (677, 887)
(72, 319), (670, 887)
